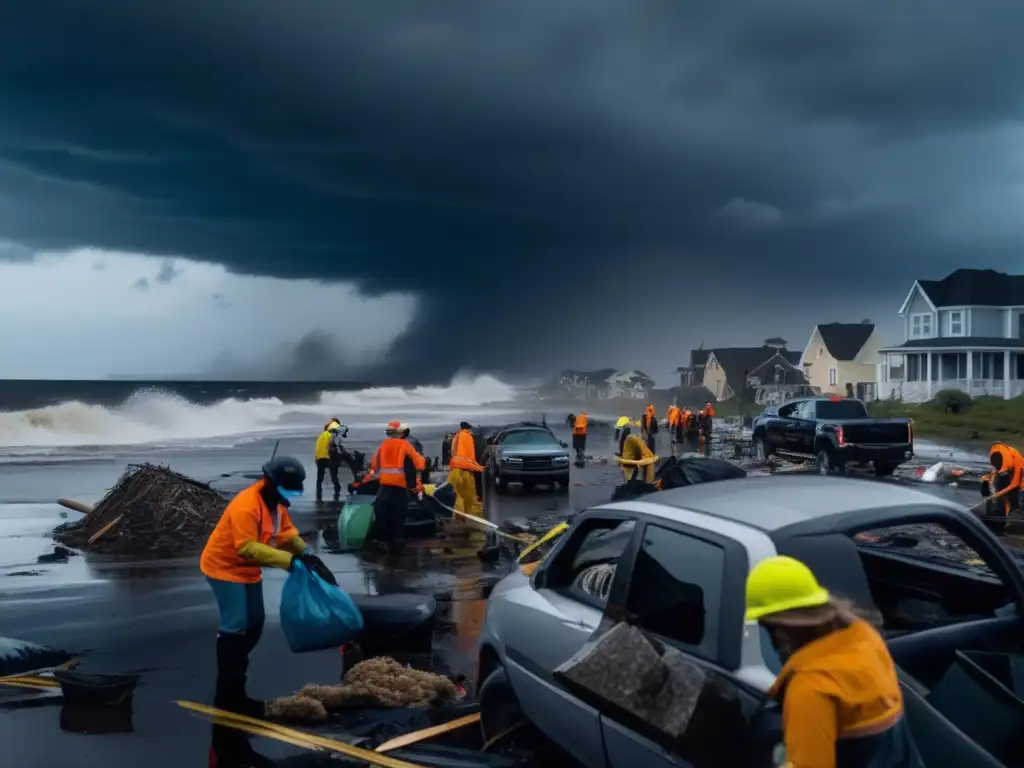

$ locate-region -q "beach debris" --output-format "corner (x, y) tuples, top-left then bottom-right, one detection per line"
(53, 464), (227, 556)
(266, 657), (461, 723)
(0, 637), (77, 679)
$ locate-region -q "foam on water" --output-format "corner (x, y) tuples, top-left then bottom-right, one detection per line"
(0, 373), (519, 456)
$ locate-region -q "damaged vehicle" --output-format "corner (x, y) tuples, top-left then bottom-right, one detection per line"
(477, 475), (1024, 768)
(751, 396), (914, 476)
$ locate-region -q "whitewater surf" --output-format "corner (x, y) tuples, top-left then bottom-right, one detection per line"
(0, 374), (523, 456)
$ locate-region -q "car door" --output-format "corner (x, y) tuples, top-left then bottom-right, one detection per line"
(782, 400), (815, 454)
(504, 511), (641, 768)
(765, 404), (795, 452)
(595, 519), (758, 768)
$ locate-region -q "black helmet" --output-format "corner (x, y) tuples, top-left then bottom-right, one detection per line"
(262, 456), (306, 492)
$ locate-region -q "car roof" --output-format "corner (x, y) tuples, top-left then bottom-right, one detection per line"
(623, 475), (963, 532)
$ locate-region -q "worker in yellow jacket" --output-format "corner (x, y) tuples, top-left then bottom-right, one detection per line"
(448, 421), (484, 517)
(314, 418), (343, 501)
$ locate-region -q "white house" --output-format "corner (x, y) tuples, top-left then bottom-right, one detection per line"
(606, 370), (655, 399)
(877, 269), (1024, 402)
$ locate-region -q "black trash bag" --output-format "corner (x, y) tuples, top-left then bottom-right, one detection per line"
(0, 637), (77, 677)
(53, 670), (139, 709)
(656, 457), (746, 489)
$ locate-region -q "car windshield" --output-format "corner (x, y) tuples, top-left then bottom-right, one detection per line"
(813, 399), (868, 419)
(501, 430), (558, 447)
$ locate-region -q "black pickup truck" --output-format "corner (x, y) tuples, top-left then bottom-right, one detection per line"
(751, 396), (914, 476)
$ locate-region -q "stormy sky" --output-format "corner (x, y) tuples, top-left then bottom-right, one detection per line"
(2, 1), (1024, 385)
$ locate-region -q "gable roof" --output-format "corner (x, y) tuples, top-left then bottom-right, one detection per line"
(913, 269), (1024, 309)
(708, 346), (803, 396)
(815, 323), (875, 361)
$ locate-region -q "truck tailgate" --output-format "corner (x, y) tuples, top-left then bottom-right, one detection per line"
(839, 420), (911, 444)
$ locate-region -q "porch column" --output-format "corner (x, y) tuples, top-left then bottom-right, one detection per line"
(966, 351), (973, 397)
(926, 352), (933, 399)
(1005, 350), (1012, 399)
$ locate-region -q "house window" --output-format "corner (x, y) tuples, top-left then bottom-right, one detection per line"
(911, 313), (933, 339)
(940, 353), (966, 380)
(949, 310), (964, 336)
(828, 368), (837, 387)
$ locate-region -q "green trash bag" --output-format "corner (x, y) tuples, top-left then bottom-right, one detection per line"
(338, 496), (375, 549)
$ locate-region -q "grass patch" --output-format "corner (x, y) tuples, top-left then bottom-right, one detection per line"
(867, 389), (1024, 443)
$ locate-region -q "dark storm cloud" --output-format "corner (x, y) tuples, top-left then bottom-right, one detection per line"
(2, 1), (1024, 382)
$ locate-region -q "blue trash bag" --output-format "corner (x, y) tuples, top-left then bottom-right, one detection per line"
(280, 561), (364, 653)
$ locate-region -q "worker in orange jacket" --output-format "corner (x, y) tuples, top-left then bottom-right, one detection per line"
(368, 420), (426, 551)
(200, 456), (335, 716)
(697, 401), (715, 452)
(983, 441), (1024, 518)
(747, 556), (922, 768)
(641, 404), (658, 453)
(448, 421), (484, 517)
(572, 411), (589, 463)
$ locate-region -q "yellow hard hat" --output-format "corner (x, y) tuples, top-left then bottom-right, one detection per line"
(745, 555), (830, 622)
(616, 416), (631, 429)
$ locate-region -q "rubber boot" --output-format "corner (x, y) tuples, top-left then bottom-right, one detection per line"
(214, 634), (265, 718)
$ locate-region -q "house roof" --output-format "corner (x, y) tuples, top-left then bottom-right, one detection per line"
(917, 269), (1024, 308)
(688, 349), (710, 368)
(816, 323), (875, 361)
(880, 337), (1024, 352)
(748, 354), (808, 385)
(709, 346), (802, 396)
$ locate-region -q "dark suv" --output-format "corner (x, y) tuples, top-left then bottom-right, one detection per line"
(484, 423), (571, 494)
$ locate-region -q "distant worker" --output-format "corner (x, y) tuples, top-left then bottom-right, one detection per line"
(614, 416), (632, 456)
(449, 422), (484, 517)
(666, 404), (681, 456)
(619, 433), (656, 483)
(746, 556), (921, 768)
(314, 418), (344, 502)
(984, 441), (1024, 519)
(572, 411), (589, 464)
(697, 402), (715, 452)
(200, 456), (334, 716)
(368, 421), (426, 552)
(441, 431), (455, 467)
(641, 403), (658, 453)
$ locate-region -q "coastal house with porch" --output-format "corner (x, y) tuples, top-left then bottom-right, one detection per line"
(878, 269), (1024, 402)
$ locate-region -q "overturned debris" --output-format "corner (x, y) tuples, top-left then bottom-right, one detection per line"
(266, 657), (462, 724)
(53, 464), (227, 556)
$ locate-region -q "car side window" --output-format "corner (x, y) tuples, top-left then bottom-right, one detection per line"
(545, 517), (637, 608)
(794, 401), (813, 419)
(777, 403), (797, 418)
(623, 524), (725, 662)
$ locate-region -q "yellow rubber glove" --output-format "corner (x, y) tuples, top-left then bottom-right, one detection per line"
(237, 541), (294, 570)
(278, 536), (308, 555)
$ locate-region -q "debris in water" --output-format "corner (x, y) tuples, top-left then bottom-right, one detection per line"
(0, 637), (77, 678)
(52, 464), (227, 556)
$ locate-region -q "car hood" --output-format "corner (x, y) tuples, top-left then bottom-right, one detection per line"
(498, 444), (568, 456)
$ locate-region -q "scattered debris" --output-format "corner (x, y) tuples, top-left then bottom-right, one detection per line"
(53, 464), (227, 556)
(266, 657), (462, 724)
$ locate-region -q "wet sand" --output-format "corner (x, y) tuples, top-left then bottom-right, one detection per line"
(0, 422), (1004, 766)
(0, 425), (577, 767)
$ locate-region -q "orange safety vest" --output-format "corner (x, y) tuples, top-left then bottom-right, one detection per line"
(370, 436), (425, 489)
(573, 414), (589, 436)
(681, 409), (692, 428)
(200, 480), (300, 584)
(990, 443), (1023, 488)
(449, 429), (484, 472)
(667, 406), (680, 427)
(705, 405), (716, 418)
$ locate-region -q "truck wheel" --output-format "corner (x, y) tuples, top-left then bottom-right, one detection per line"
(555, 473), (570, 492)
(479, 666), (530, 746)
(815, 450), (843, 476)
(752, 435), (770, 461)
(874, 463), (898, 477)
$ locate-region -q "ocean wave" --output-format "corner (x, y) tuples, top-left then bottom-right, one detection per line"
(0, 374), (518, 450)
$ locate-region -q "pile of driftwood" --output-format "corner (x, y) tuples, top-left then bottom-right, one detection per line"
(54, 464), (227, 556)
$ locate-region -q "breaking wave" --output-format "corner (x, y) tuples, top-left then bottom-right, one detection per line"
(0, 374), (518, 450)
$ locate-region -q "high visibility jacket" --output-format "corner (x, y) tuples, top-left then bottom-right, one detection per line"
(573, 414), (589, 436)
(667, 406), (680, 427)
(769, 619), (911, 768)
(314, 430), (332, 461)
(705, 406), (716, 418)
(369, 436), (425, 489)
(990, 442), (1023, 488)
(449, 429), (484, 472)
(681, 409), (692, 428)
(621, 434), (655, 462)
(200, 480), (302, 584)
